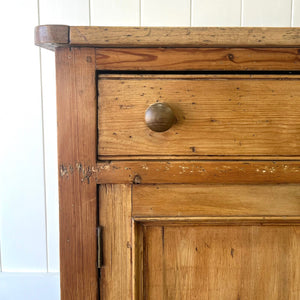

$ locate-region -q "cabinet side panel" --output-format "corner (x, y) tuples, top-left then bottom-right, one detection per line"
(99, 184), (132, 299)
(56, 48), (98, 300)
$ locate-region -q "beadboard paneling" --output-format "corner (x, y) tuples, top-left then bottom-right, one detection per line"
(39, 50), (59, 272)
(0, 0), (47, 272)
(0, 273), (59, 300)
(243, 0), (292, 26)
(39, 0), (90, 273)
(293, 0), (300, 26)
(39, 0), (90, 25)
(141, 0), (190, 26)
(91, 0), (140, 26)
(192, 0), (241, 26)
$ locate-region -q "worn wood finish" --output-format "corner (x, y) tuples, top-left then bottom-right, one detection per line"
(70, 27), (300, 48)
(57, 161), (300, 184)
(142, 225), (300, 299)
(36, 25), (300, 299)
(133, 184), (300, 217)
(56, 48), (98, 300)
(99, 185), (132, 300)
(35, 26), (300, 49)
(98, 75), (300, 158)
(96, 48), (300, 71)
(35, 25), (69, 50)
(133, 222), (144, 300)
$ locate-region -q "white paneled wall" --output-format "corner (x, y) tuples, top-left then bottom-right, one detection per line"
(1, 0), (300, 298)
(39, 0), (90, 274)
(0, 0), (47, 274)
(91, 0), (140, 25)
(142, 0), (191, 26)
(192, 0), (241, 26)
(294, 0), (300, 26)
(243, 0), (292, 26)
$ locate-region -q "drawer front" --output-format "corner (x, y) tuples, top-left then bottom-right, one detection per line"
(98, 74), (300, 159)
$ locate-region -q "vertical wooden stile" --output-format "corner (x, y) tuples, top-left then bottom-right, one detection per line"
(56, 47), (98, 300)
(99, 184), (132, 300)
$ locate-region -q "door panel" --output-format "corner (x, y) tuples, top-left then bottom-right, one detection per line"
(133, 184), (300, 217)
(99, 184), (300, 299)
(142, 225), (300, 300)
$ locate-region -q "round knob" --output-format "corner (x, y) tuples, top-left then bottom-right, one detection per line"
(145, 102), (176, 132)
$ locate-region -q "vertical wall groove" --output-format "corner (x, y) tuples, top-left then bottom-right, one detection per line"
(39, 49), (49, 273)
(139, 0), (142, 26)
(190, 0), (192, 26)
(291, 0), (295, 26)
(89, 0), (91, 26)
(37, 0), (49, 272)
(240, 0), (244, 26)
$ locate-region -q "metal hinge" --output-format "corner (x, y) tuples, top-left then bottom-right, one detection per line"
(97, 226), (103, 270)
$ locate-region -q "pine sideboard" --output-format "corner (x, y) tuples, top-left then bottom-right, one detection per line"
(35, 25), (300, 300)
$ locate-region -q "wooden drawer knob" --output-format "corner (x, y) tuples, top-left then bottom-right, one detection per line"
(145, 102), (176, 132)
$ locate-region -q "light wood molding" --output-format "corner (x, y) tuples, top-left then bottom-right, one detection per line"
(35, 25), (300, 50)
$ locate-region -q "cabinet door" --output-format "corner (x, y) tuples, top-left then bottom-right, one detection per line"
(99, 184), (300, 299)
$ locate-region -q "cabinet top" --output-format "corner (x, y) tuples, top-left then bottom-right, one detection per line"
(35, 25), (300, 50)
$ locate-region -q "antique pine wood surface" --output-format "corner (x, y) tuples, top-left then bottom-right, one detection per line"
(133, 221), (144, 300)
(35, 25), (300, 49)
(132, 184), (300, 217)
(96, 48), (300, 71)
(99, 185), (132, 300)
(35, 25), (69, 50)
(142, 225), (300, 299)
(98, 184), (300, 299)
(134, 216), (300, 226)
(56, 47), (98, 300)
(57, 161), (300, 184)
(98, 74), (300, 158)
(35, 25), (300, 300)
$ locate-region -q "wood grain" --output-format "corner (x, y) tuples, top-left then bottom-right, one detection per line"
(132, 184), (300, 217)
(98, 75), (300, 157)
(99, 184), (132, 300)
(96, 48), (300, 71)
(35, 25), (69, 50)
(134, 216), (300, 226)
(56, 48), (98, 300)
(56, 161), (300, 184)
(142, 225), (300, 299)
(70, 27), (300, 48)
(133, 222), (144, 300)
(36, 26), (300, 49)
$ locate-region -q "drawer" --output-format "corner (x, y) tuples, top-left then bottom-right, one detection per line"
(98, 74), (300, 159)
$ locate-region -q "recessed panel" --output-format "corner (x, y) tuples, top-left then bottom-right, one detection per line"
(140, 225), (300, 299)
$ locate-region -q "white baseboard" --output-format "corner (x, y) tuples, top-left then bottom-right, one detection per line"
(0, 272), (60, 300)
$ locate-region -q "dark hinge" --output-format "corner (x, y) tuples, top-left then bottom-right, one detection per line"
(97, 226), (103, 270)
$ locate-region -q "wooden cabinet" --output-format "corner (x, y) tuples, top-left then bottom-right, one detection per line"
(35, 25), (300, 300)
